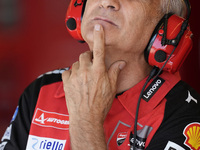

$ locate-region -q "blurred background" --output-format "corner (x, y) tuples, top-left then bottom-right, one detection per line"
(0, 0), (199, 137)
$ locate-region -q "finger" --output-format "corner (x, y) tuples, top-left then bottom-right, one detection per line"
(92, 24), (105, 68)
(108, 61), (126, 90)
(71, 61), (79, 72)
(62, 70), (71, 87)
(79, 51), (93, 68)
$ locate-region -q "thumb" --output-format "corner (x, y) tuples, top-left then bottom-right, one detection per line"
(108, 60), (126, 89)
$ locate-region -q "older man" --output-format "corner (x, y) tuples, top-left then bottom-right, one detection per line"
(1, 0), (200, 150)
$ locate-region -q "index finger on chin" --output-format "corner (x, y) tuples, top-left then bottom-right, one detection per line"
(92, 24), (105, 68)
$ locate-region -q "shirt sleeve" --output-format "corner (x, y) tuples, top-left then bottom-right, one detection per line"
(0, 69), (65, 149)
(0, 78), (42, 149)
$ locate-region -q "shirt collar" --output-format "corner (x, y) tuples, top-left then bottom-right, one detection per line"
(54, 82), (65, 98)
(55, 71), (181, 118)
(116, 71), (181, 118)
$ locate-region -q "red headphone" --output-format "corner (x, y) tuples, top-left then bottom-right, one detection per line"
(144, 13), (193, 73)
(65, 0), (193, 74)
(65, 0), (86, 41)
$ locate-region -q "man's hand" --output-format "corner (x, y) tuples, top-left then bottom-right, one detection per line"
(62, 24), (126, 150)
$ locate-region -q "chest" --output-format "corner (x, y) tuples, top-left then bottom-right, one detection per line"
(26, 87), (166, 150)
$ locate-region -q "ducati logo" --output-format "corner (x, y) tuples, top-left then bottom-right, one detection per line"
(183, 122), (200, 150)
(117, 132), (127, 146)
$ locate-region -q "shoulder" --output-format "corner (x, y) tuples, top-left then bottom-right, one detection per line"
(20, 68), (69, 119)
(0, 68), (69, 149)
(146, 81), (200, 150)
(165, 80), (200, 116)
(166, 80), (200, 101)
(162, 80), (200, 135)
(25, 68), (68, 94)
(35, 68), (69, 87)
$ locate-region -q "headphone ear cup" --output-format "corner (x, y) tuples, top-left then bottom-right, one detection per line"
(65, 0), (86, 41)
(145, 14), (193, 73)
(144, 14), (168, 64)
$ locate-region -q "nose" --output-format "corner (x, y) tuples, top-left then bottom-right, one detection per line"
(99, 0), (120, 11)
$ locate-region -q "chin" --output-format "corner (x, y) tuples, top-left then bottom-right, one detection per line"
(82, 28), (116, 50)
(83, 34), (93, 49)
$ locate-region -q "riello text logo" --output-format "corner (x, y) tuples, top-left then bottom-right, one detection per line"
(32, 108), (69, 130)
(26, 135), (66, 150)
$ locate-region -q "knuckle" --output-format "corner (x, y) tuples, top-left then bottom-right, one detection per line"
(94, 49), (103, 57)
(95, 65), (105, 72)
(61, 72), (66, 80)
(79, 53), (85, 60)
(79, 51), (91, 61)
(80, 67), (90, 77)
(62, 71), (67, 77)
(62, 70), (71, 83)
(93, 69), (104, 79)
(79, 71), (88, 80)
(72, 61), (79, 68)
(62, 70), (69, 76)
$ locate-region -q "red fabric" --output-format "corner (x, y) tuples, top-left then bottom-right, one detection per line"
(27, 71), (180, 149)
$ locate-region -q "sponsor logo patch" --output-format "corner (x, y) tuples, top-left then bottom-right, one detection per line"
(183, 122), (200, 150)
(1, 124), (12, 141)
(129, 125), (153, 150)
(26, 135), (66, 150)
(164, 141), (185, 150)
(142, 77), (165, 102)
(106, 120), (131, 147)
(185, 91), (198, 104)
(32, 108), (69, 130)
(117, 132), (127, 146)
(0, 141), (8, 150)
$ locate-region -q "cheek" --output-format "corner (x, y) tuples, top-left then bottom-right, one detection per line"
(118, 21), (151, 53)
(81, 3), (98, 46)
(81, 14), (94, 47)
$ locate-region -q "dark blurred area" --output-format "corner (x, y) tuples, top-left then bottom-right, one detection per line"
(0, 0), (199, 137)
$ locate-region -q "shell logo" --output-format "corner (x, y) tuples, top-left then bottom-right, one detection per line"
(183, 122), (200, 150)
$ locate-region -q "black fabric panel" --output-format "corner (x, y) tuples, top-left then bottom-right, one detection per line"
(146, 81), (200, 150)
(0, 69), (65, 149)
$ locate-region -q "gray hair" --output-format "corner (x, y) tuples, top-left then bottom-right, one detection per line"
(161, 0), (187, 17)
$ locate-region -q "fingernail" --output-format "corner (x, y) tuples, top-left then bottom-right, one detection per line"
(95, 24), (100, 31)
(119, 62), (126, 70)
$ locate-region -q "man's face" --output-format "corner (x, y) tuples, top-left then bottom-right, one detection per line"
(81, 0), (163, 54)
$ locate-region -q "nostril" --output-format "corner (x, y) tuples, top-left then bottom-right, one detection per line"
(108, 5), (115, 9)
(100, 1), (120, 10)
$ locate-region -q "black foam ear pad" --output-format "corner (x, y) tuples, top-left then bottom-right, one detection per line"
(67, 18), (77, 30)
(154, 50), (167, 62)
